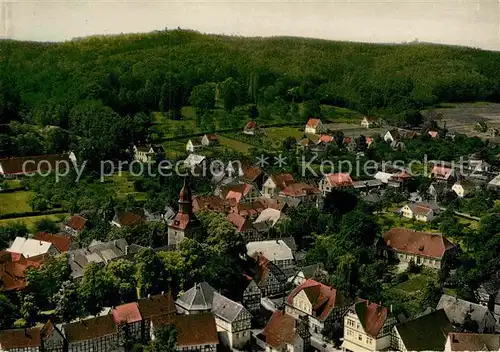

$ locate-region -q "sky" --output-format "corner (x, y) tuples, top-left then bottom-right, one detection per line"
(1, 0), (499, 50)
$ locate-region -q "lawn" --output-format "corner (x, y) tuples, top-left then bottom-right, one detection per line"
(321, 105), (363, 122)
(218, 136), (253, 153)
(394, 273), (433, 292)
(101, 172), (146, 201)
(0, 213), (69, 232)
(0, 191), (33, 215)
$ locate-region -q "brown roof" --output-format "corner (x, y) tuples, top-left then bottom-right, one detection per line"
(0, 154), (70, 176)
(383, 228), (455, 259)
(244, 121), (257, 130)
(114, 211), (143, 227)
(112, 302), (142, 324)
(306, 118), (321, 128)
(151, 313), (219, 347)
(192, 196), (232, 213)
(65, 315), (117, 343)
(204, 134), (219, 142)
(448, 333), (500, 351)
(33, 232), (72, 252)
(263, 311), (297, 348)
(287, 279), (343, 321)
(354, 300), (389, 337)
(271, 174), (295, 190)
(241, 165), (262, 183)
(232, 200), (266, 217)
(325, 173), (353, 187)
(227, 213), (252, 232)
(0, 327), (42, 349)
(65, 215), (87, 231)
(280, 182), (321, 197)
(0, 252), (46, 292)
(137, 292), (177, 319)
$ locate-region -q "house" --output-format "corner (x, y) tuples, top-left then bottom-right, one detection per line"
(201, 134), (219, 146)
(243, 121), (259, 135)
(0, 154), (70, 178)
(361, 117), (378, 129)
(33, 232), (74, 253)
(285, 279), (350, 337)
(474, 278), (500, 332)
(253, 208), (283, 228)
(221, 183), (261, 204)
(488, 174), (500, 190)
(232, 200), (266, 217)
(110, 210), (143, 228)
(400, 203), (438, 222)
(7, 237), (59, 258)
(342, 300), (396, 352)
(279, 182), (322, 207)
(246, 254), (287, 297)
(192, 196), (233, 214)
(383, 129), (400, 143)
(451, 180), (476, 198)
(431, 165), (455, 182)
(305, 118), (324, 135)
(0, 251), (46, 292)
(67, 239), (128, 280)
(64, 314), (120, 352)
(241, 277), (261, 313)
(150, 313), (219, 351)
(0, 321), (65, 352)
(262, 174), (295, 198)
(429, 131), (439, 139)
(240, 164), (265, 189)
(168, 179), (201, 249)
(176, 282), (215, 315)
(366, 137), (374, 148)
(437, 294), (497, 333)
(62, 214), (87, 236)
(186, 137), (204, 153)
(133, 144), (165, 163)
(212, 292), (252, 350)
(468, 154), (491, 173)
(444, 332), (500, 352)
(428, 182), (448, 201)
(391, 309), (454, 351)
(262, 311), (311, 352)
(227, 213), (256, 238)
(319, 173), (353, 194)
(292, 264), (328, 286)
(389, 171), (411, 188)
(112, 302), (143, 344)
(352, 179), (383, 192)
(246, 240), (295, 269)
(374, 171), (396, 185)
(297, 134), (321, 151)
(137, 292), (177, 342)
(380, 228), (456, 270)
(183, 154), (206, 170)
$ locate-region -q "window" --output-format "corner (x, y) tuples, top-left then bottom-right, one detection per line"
(356, 324), (360, 330)
(367, 337), (373, 344)
(358, 334), (363, 341)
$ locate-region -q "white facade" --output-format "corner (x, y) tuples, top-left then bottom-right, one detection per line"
(342, 310), (394, 352)
(400, 204), (435, 222)
(265, 336), (304, 352)
(262, 177), (278, 198)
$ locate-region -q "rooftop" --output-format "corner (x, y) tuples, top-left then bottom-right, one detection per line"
(7, 237), (56, 258)
(246, 240), (294, 262)
(383, 228), (455, 259)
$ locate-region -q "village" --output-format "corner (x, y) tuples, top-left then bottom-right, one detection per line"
(0, 113), (500, 352)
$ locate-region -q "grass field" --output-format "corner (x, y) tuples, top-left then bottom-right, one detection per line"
(101, 172), (146, 201)
(218, 136), (253, 153)
(0, 191), (33, 215)
(0, 213), (69, 231)
(394, 273), (433, 292)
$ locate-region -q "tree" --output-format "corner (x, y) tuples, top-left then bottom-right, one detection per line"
(19, 293), (39, 326)
(146, 325), (177, 352)
(53, 280), (82, 322)
(219, 77), (240, 112)
(34, 218), (59, 233)
(78, 263), (113, 316)
(135, 248), (167, 298)
(189, 82), (216, 113)
(0, 222), (28, 250)
(0, 293), (16, 329)
(106, 259), (138, 304)
(419, 280), (442, 310)
(401, 110), (424, 127)
(301, 100), (321, 119)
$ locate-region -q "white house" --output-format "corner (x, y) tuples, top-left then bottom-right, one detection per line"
(186, 137), (204, 153)
(400, 203), (437, 222)
(360, 117), (378, 129)
(319, 173), (353, 194)
(133, 144), (164, 163)
(305, 118), (324, 135)
(201, 134), (219, 146)
(383, 129), (400, 143)
(451, 180), (476, 198)
(246, 240), (294, 269)
(183, 154), (206, 169)
(262, 174), (294, 198)
(7, 237), (59, 258)
(341, 300), (396, 352)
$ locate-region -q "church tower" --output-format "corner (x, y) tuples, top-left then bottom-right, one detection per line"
(167, 178), (200, 249)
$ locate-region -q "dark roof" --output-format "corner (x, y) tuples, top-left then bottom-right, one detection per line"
(0, 327), (42, 349)
(176, 282), (215, 312)
(65, 215), (87, 231)
(113, 210), (143, 227)
(151, 313), (219, 347)
(65, 315), (117, 342)
(137, 292), (177, 318)
(0, 154), (70, 176)
(33, 232), (72, 252)
(395, 309), (454, 351)
(212, 292), (247, 323)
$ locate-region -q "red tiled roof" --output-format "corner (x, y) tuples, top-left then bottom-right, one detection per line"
(383, 228), (455, 259)
(319, 135), (334, 143)
(287, 279), (340, 321)
(354, 300), (388, 338)
(0, 154), (70, 176)
(227, 213), (251, 232)
(113, 302), (142, 325)
(280, 182), (320, 197)
(232, 200), (266, 217)
(271, 174), (295, 190)
(447, 333), (500, 351)
(0, 252), (46, 292)
(431, 166), (453, 180)
(429, 131), (439, 138)
(0, 326), (42, 349)
(65, 214), (87, 231)
(65, 315), (117, 342)
(152, 313), (219, 347)
(325, 173), (353, 187)
(114, 211), (143, 227)
(169, 212), (195, 230)
(137, 292), (177, 318)
(242, 165), (262, 182)
(224, 183), (253, 203)
(263, 311), (297, 348)
(244, 121), (257, 130)
(306, 118), (321, 128)
(33, 232), (72, 253)
(192, 196), (232, 213)
(366, 137), (374, 146)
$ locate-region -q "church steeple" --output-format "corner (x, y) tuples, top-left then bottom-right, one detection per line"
(178, 177), (193, 215)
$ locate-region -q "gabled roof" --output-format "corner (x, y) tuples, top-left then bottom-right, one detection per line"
(382, 228), (455, 259)
(269, 174), (295, 190)
(246, 240), (294, 262)
(263, 311), (299, 348)
(33, 232), (72, 253)
(306, 118), (321, 128)
(325, 172), (353, 187)
(437, 294), (494, 327)
(65, 214), (87, 231)
(0, 251), (46, 291)
(233, 200), (266, 216)
(280, 182), (321, 197)
(192, 196), (233, 213)
(204, 134), (219, 142)
(405, 203), (434, 217)
(151, 313), (219, 347)
(385, 129), (400, 139)
(0, 154), (70, 176)
(244, 121), (257, 130)
(176, 282), (216, 312)
(227, 213), (252, 232)
(395, 309), (453, 351)
(241, 165), (262, 183)
(287, 279), (344, 321)
(183, 154), (206, 167)
(188, 137), (203, 146)
(432, 165), (453, 180)
(453, 180), (476, 192)
(354, 300), (389, 338)
(7, 237), (56, 258)
(319, 135), (334, 143)
(212, 292), (248, 323)
(223, 183), (254, 203)
(65, 315), (117, 342)
(447, 332), (500, 351)
(429, 131), (439, 138)
(112, 302), (142, 325)
(0, 326), (42, 349)
(137, 292), (176, 318)
(254, 208), (282, 227)
(112, 210), (143, 227)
